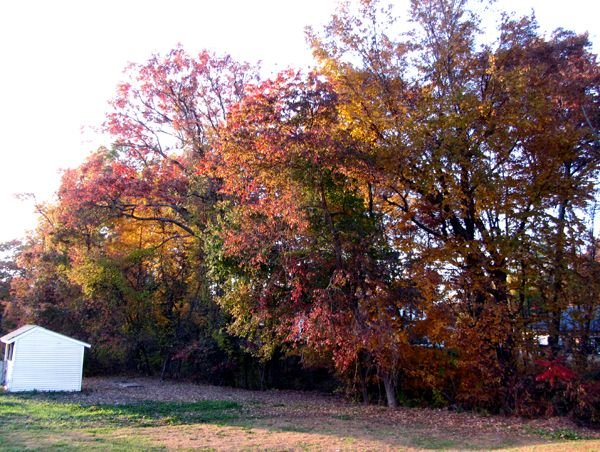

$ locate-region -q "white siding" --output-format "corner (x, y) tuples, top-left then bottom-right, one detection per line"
(6, 329), (85, 392)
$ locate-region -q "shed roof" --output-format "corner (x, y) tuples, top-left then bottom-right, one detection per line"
(0, 324), (37, 343)
(0, 325), (91, 348)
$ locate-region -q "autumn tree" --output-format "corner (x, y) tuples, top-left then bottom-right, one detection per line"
(0, 240), (24, 332)
(6, 209), (86, 341)
(10, 49), (259, 378)
(214, 69), (452, 406)
(309, 0), (600, 408)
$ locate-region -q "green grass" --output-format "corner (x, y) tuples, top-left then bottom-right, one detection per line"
(525, 426), (590, 441)
(332, 413), (353, 421)
(278, 424), (315, 433)
(0, 393), (241, 450)
(0, 395), (240, 427)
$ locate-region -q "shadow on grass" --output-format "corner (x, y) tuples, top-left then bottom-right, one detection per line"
(0, 394), (241, 429)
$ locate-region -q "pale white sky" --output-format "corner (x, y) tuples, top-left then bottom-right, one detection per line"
(0, 0), (598, 243)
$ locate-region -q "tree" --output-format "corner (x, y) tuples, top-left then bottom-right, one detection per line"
(309, 0), (600, 408)
(215, 69), (450, 406)
(7, 210), (85, 340)
(0, 240), (23, 332)
(10, 49), (261, 379)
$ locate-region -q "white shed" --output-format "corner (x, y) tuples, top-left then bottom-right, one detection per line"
(1, 325), (91, 392)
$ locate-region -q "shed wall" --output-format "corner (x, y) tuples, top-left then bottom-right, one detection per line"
(7, 329), (85, 392)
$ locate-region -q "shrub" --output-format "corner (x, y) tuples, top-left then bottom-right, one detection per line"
(570, 380), (600, 427)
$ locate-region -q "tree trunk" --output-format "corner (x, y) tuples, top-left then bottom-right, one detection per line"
(357, 351), (372, 405)
(361, 380), (370, 405)
(548, 310), (563, 356)
(358, 363), (370, 405)
(160, 353), (171, 380)
(320, 178), (343, 270)
(382, 372), (397, 408)
(549, 200), (568, 357)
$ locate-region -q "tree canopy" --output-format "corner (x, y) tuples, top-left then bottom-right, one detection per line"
(3, 0), (599, 416)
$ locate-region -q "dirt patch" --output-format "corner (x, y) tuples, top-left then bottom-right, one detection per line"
(59, 376), (340, 406)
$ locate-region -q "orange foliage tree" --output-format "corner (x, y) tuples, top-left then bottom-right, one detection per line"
(308, 0), (599, 408)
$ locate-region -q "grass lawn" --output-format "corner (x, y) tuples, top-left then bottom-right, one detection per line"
(0, 395), (240, 450)
(1, 389), (599, 451)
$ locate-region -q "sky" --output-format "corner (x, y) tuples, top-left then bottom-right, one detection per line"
(0, 0), (598, 243)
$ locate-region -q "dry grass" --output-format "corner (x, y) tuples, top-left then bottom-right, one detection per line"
(2, 376), (599, 450)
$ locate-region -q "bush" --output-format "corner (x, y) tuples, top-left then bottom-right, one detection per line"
(512, 357), (577, 418)
(570, 380), (600, 427)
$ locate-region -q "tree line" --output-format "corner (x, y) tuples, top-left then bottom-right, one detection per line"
(1, 0), (599, 419)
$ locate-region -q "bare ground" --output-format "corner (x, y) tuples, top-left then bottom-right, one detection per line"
(35, 376), (600, 450)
